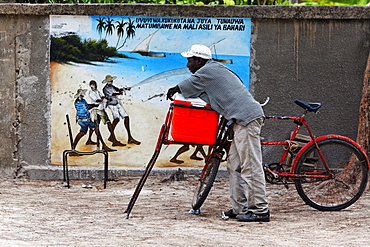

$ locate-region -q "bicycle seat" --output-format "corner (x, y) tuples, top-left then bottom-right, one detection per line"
(294, 99), (321, 112)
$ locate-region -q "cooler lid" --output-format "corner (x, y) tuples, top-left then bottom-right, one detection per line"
(173, 93), (210, 108)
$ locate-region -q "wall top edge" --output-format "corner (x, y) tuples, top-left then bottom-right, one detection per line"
(0, 4), (369, 19)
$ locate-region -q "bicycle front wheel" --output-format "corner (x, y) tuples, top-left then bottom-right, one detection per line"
(192, 155), (221, 211)
(294, 138), (368, 211)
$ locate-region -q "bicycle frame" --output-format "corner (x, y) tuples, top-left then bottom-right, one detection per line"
(263, 114), (335, 179)
(263, 114), (370, 180)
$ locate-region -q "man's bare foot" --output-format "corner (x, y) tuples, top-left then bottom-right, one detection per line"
(85, 140), (98, 145)
(112, 141), (126, 147)
(190, 155), (203, 161)
(69, 151), (81, 156)
(103, 146), (117, 152)
(128, 138), (141, 145)
(170, 158), (184, 164)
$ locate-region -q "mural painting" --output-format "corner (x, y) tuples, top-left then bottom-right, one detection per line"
(50, 15), (252, 168)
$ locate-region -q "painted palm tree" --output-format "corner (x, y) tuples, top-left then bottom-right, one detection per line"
(96, 17), (106, 40)
(117, 18), (136, 50)
(115, 20), (128, 49)
(104, 17), (115, 40)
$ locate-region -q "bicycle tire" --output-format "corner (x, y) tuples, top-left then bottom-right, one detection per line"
(294, 137), (368, 211)
(192, 155), (221, 211)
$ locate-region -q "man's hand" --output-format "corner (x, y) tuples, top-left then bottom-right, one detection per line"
(119, 87), (131, 91)
(166, 85), (180, 101)
(88, 103), (99, 109)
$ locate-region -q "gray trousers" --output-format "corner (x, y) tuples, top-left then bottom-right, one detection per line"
(227, 118), (269, 215)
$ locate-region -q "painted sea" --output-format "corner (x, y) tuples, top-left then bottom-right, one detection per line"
(87, 51), (250, 91)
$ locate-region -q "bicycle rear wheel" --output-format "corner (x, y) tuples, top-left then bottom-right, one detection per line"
(294, 138), (368, 211)
(192, 155), (221, 211)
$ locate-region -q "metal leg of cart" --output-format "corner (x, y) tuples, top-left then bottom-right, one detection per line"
(125, 125), (166, 219)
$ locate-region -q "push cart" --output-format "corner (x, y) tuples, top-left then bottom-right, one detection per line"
(125, 97), (222, 219)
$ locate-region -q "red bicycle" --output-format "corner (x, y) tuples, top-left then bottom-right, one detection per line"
(125, 99), (369, 218)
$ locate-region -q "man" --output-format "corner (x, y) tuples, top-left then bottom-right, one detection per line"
(166, 44), (269, 222)
(102, 75), (140, 145)
(72, 88), (115, 152)
(87, 80), (125, 147)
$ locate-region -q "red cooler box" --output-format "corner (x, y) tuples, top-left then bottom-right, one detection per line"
(171, 94), (219, 145)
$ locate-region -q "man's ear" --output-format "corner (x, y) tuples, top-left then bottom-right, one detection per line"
(198, 58), (207, 67)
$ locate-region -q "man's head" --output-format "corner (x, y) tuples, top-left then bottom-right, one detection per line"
(75, 89), (87, 99)
(102, 75), (117, 85)
(181, 45), (212, 74)
(89, 80), (97, 90)
(181, 44), (212, 60)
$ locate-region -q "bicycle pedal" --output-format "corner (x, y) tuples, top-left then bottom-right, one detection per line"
(282, 179), (289, 189)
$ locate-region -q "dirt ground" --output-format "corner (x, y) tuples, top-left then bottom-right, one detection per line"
(0, 174), (369, 247)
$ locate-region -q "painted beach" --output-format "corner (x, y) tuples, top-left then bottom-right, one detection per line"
(50, 51), (250, 168)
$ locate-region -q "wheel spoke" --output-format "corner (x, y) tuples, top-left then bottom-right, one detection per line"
(294, 138), (368, 211)
(192, 156), (221, 210)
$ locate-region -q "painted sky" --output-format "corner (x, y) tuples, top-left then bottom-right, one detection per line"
(50, 15), (251, 56)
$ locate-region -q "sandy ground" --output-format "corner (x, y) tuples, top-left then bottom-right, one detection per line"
(0, 174), (369, 247)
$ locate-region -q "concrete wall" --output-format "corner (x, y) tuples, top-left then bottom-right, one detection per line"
(0, 4), (369, 178)
(252, 18), (370, 162)
(0, 14), (50, 178)
(0, 14), (17, 177)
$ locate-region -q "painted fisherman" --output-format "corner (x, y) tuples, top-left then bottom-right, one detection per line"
(87, 80), (124, 146)
(102, 75), (141, 146)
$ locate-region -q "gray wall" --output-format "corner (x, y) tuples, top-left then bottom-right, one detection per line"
(0, 14), (17, 177)
(0, 14), (50, 177)
(252, 18), (370, 162)
(0, 4), (369, 177)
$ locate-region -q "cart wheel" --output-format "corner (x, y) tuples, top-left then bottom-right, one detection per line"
(192, 155), (221, 211)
